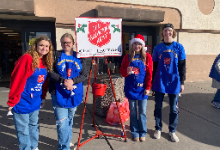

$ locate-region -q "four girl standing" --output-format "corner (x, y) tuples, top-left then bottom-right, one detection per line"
(7, 23), (186, 149)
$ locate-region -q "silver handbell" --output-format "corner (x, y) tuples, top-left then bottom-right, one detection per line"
(70, 91), (75, 96)
(70, 85), (77, 96)
(7, 111), (13, 116)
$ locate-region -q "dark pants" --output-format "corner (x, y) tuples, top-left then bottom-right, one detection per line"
(154, 92), (178, 133)
(213, 89), (220, 102)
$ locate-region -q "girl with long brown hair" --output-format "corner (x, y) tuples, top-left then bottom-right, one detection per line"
(120, 34), (153, 142)
(7, 35), (53, 150)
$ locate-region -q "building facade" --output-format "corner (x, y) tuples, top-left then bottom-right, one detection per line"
(0, 0), (219, 81)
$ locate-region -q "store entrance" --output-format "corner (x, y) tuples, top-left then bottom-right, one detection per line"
(122, 25), (160, 55)
(0, 19), (56, 81)
(0, 27), (22, 79)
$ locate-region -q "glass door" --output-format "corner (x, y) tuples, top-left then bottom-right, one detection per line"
(28, 32), (51, 48)
(23, 28), (56, 52)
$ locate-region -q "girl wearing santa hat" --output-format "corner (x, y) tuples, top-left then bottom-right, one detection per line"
(120, 34), (153, 142)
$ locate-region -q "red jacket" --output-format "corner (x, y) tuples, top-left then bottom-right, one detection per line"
(7, 54), (48, 107)
(120, 53), (153, 90)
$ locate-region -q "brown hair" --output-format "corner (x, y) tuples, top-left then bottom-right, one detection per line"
(161, 29), (177, 39)
(25, 35), (53, 71)
(60, 33), (74, 43)
(129, 45), (146, 63)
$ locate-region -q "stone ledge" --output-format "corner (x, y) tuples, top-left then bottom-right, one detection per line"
(96, 5), (164, 22)
(0, 0), (34, 16)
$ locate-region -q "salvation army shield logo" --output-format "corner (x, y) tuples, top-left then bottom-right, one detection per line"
(88, 20), (111, 48)
(37, 75), (45, 83)
(67, 69), (72, 77)
(164, 58), (171, 65)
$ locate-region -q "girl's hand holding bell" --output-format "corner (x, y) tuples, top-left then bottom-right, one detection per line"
(127, 66), (133, 75)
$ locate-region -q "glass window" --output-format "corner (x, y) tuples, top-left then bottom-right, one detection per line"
(29, 32), (51, 46)
(143, 35), (148, 46)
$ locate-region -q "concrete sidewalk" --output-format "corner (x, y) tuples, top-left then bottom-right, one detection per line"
(0, 80), (220, 150)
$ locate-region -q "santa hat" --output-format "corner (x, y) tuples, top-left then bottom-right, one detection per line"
(131, 34), (145, 46)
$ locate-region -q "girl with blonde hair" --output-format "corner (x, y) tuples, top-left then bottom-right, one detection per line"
(7, 35), (53, 150)
(48, 33), (87, 150)
(120, 34), (153, 142)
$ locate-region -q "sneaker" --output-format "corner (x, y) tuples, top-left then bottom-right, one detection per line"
(70, 143), (76, 150)
(132, 137), (139, 142)
(211, 101), (220, 109)
(139, 137), (145, 142)
(154, 130), (161, 139)
(169, 132), (179, 142)
(32, 148), (39, 150)
(70, 142), (74, 147)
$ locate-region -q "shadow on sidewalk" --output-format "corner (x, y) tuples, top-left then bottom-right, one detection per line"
(0, 99), (108, 150)
(81, 91), (220, 148)
(0, 104), (57, 150)
(1, 91), (220, 149)
(160, 92), (220, 147)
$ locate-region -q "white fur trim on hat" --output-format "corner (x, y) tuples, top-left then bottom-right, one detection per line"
(131, 38), (145, 46)
(144, 47), (147, 51)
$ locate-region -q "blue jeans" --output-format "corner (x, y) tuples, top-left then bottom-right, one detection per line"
(12, 110), (39, 150)
(154, 92), (178, 133)
(213, 89), (220, 102)
(51, 94), (77, 150)
(129, 99), (147, 138)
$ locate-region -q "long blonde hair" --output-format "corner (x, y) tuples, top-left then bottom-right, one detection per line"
(129, 45), (146, 63)
(25, 35), (53, 71)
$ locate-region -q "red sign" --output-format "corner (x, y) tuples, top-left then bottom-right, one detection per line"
(146, 45), (152, 54)
(67, 69), (72, 77)
(37, 75), (45, 83)
(88, 20), (111, 48)
(164, 58), (171, 64)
